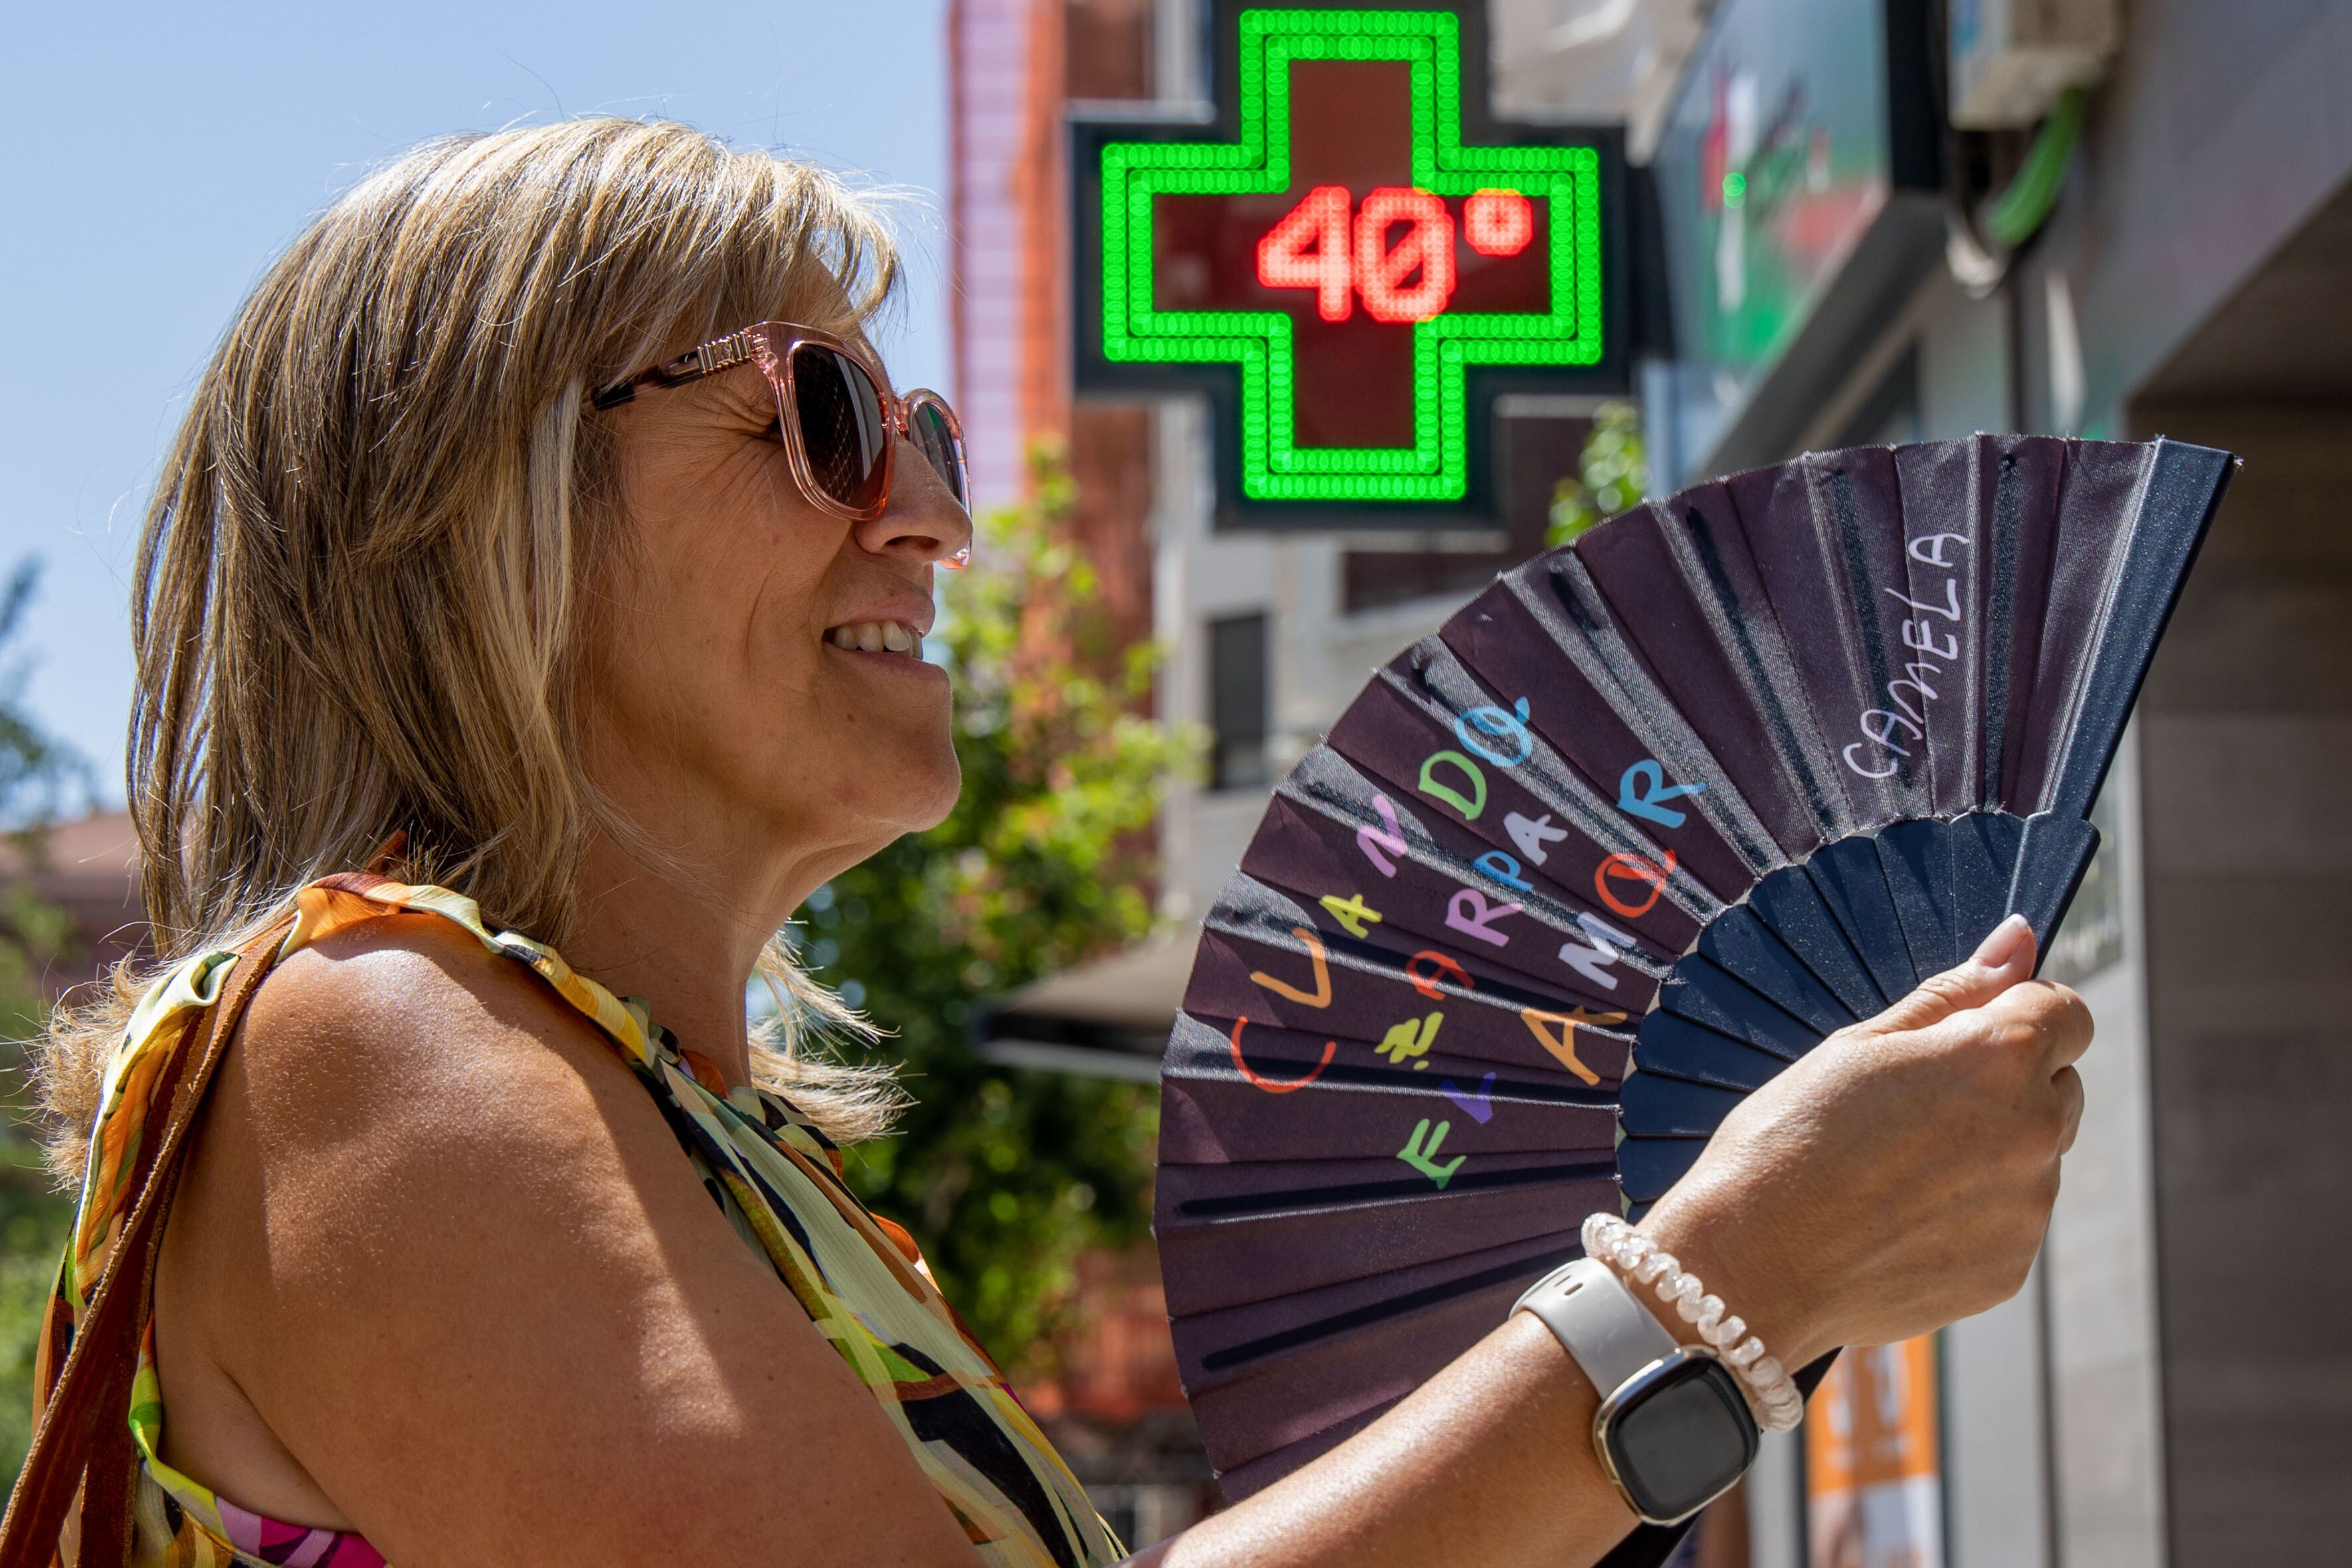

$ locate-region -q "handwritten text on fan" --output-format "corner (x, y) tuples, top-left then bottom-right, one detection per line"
(1219, 686), (1706, 1193)
(1846, 531), (1972, 781)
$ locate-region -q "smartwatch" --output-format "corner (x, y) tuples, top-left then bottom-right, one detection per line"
(1514, 1258), (1759, 1525)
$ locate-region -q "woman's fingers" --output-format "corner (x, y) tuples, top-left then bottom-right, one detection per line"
(1654, 908), (2102, 1355)
(1860, 914), (2037, 1037)
(1974, 976), (2096, 1071)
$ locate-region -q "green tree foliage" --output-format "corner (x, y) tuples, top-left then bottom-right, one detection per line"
(0, 559), (88, 1479)
(811, 441), (1200, 1381)
(1545, 401), (1648, 547)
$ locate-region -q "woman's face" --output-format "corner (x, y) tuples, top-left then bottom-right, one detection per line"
(585, 330), (972, 886)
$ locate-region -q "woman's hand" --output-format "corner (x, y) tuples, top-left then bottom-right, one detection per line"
(1640, 912), (2092, 1369)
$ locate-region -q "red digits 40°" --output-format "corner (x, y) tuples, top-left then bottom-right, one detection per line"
(1256, 185), (1460, 324)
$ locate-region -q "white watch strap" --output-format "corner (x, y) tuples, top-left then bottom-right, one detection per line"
(1514, 1256), (1680, 1396)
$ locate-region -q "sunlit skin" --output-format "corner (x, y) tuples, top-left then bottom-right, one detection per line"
(147, 329), (2091, 1567)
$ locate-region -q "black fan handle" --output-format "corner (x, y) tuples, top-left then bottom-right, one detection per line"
(2005, 439), (2232, 962)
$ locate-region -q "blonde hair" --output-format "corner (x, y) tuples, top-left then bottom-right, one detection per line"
(36, 118), (910, 1183)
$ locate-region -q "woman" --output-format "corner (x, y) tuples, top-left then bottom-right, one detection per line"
(26, 120), (2086, 1568)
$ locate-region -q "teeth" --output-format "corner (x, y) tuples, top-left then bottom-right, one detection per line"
(827, 620), (922, 656)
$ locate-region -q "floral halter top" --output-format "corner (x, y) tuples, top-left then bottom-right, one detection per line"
(42, 876), (1123, 1568)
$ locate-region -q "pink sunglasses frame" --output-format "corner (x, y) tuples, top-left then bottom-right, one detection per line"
(589, 321), (971, 537)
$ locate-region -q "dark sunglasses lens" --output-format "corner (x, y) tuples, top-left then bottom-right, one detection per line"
(790, 345), (889, 511)
(909, 400), (967, 506)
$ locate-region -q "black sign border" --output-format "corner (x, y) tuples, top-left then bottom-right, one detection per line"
(1070, 0), (1634, 532)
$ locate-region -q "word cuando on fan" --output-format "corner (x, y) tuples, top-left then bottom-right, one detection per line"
(1231, 685), (1706, 1195)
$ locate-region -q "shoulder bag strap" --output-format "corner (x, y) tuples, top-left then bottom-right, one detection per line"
(0, 913), (298, 1568)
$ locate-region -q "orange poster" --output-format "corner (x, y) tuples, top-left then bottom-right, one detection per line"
(1805, 1336), (1941, 1568)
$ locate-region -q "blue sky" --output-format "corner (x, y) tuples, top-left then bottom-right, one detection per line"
(0, 0), (952, 804)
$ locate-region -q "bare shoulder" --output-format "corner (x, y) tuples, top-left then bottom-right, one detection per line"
(233, 910), (628, 1132)
(155, 910), (751, 1528)
(174, 907), (734, 1297)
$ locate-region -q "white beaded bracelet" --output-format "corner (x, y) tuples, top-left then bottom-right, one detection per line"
(1581, 1213), (1805, 1433)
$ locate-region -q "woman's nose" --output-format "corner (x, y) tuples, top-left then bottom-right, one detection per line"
(855, 435), (973, 568)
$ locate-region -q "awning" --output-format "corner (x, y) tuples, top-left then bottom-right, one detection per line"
(973, 928), (1197, 1082)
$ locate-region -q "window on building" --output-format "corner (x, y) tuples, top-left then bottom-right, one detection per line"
(1207, 613), (1270, 791)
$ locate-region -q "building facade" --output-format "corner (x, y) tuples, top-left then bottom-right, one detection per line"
(1637, 1), (2352, 1565)
(953, 0), (2352, 1561)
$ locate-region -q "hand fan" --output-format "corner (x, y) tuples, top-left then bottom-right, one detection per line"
(1155, 436), (2234, 1525)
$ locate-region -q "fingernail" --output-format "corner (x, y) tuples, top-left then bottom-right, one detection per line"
(1973, 913), (2030, 969)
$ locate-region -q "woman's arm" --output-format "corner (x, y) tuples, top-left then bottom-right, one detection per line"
(155, 911), (2081, 1568)
(1133, 913), (2086, 1568)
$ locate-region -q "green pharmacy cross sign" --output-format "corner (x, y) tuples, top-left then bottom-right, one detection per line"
(1073, 1), (1629, 524)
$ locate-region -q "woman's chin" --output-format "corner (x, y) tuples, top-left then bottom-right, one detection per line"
(890, 754), (964, 834)
(811, 739), (961, 842)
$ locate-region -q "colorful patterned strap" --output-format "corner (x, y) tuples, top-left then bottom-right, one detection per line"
(39, 876), (1122, 1568)
(3, 903), (311, 1568)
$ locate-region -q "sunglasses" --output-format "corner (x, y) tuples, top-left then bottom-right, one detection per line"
(589, 322), (970, 541)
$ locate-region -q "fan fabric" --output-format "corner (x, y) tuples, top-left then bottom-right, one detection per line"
(1157, 435), (2233, 1519)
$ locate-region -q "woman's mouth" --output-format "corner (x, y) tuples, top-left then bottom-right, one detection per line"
(826, 619), (924, 657)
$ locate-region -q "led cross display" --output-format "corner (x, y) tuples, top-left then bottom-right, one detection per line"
(1076, 5), (1624, 514)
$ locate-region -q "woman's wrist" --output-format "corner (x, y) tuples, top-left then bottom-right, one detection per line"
(1627, 1187), (1830, 1374)
(1582, 1214), (1804, 1430)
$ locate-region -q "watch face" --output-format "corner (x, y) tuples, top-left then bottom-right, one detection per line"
(1599, 1351), (1759, 1524)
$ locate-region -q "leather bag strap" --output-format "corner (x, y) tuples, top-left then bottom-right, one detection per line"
(0, 914), (296, 1568)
